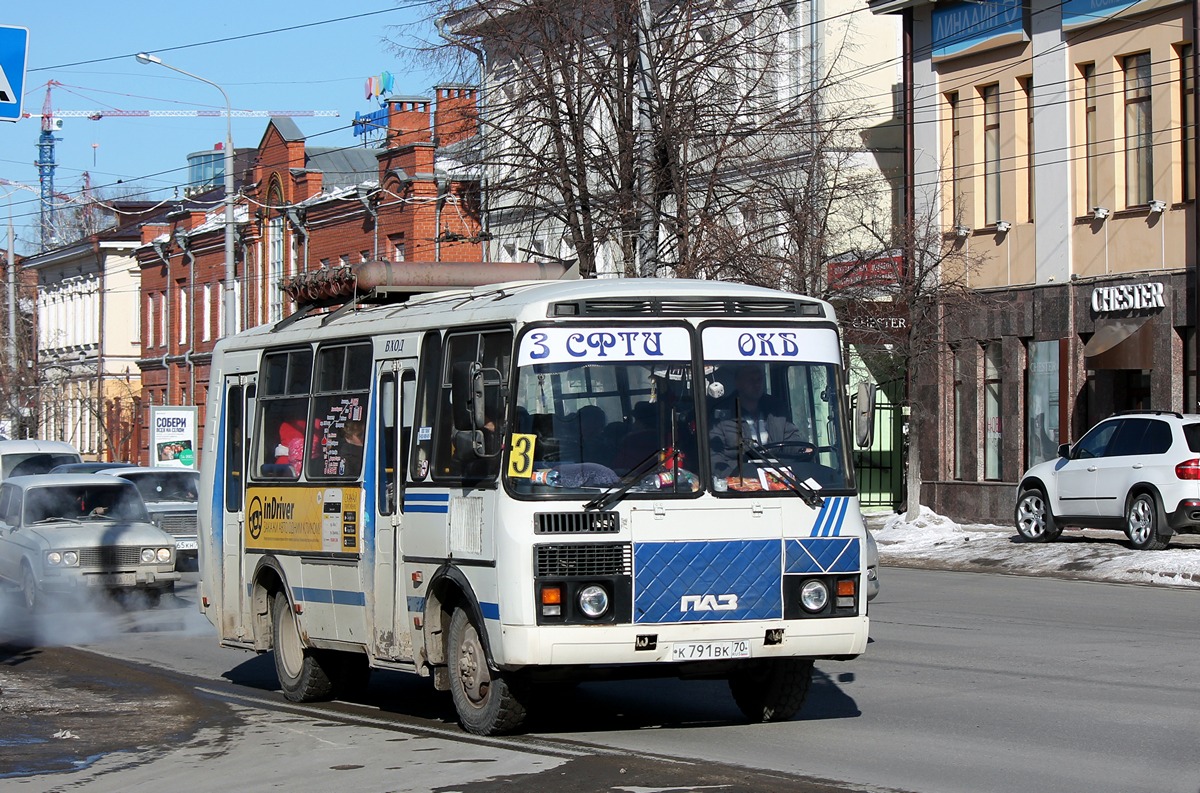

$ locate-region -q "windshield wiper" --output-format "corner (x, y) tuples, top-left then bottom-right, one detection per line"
(743, 438), (825, 508)
(583, 449), (666, 512)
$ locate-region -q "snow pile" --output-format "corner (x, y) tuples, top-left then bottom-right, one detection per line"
(869, 505), (1200, 589)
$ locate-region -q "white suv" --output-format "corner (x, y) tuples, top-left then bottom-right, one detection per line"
(1015, 411), (1200, 550)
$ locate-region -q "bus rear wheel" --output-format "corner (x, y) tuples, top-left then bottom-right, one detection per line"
(728, 658), (814, 722)
(272, 593), (334, 702)
(447, 606), (528, 735)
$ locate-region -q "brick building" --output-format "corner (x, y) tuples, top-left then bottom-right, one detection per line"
(136, 86), (483, 463)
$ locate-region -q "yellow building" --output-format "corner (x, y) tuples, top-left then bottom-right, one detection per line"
(870, 0), (1196, 521)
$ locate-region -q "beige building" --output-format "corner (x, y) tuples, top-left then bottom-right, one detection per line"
(870, 0), (1197, 521)
(23, 205), (155, 460)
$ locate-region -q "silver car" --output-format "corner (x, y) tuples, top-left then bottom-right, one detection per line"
(102, 467), (200, 569)
(0, 474), (181, 610)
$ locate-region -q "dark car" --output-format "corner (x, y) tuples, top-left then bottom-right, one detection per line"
(102, 467), (200, 569)
(49, 462), (134, 474)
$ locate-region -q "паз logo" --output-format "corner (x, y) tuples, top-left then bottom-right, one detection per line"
(680, 594), (738, 612)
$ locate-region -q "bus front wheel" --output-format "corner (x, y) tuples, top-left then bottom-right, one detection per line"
(447, 606), (528, 735)
(272, 593), (335, 702)
(728, 658), (814, 722)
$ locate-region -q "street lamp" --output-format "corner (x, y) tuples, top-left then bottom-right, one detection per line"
(135, 52), (237, 337)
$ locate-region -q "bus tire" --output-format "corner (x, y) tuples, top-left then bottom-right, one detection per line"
(447, 606), (528, 735)
(728, 658), (814, 722)
(272, 593), (334, 702)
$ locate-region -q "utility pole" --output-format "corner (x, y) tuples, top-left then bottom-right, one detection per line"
(635, 0), (658, 277)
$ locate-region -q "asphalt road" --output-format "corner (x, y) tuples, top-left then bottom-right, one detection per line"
(3, 564), (1200, 793)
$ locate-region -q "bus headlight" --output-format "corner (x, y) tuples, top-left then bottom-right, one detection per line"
(156, 548), (172, 563)
(799, 580), (829, 613)
(578, 584), (610, 619)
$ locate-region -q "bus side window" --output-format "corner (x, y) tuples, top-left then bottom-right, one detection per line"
(224, 385), (244, 512)
(410, 332), (442, 482)
(378, 373), (397, 515)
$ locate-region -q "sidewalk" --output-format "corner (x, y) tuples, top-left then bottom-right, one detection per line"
(865, 506), (1200, 589)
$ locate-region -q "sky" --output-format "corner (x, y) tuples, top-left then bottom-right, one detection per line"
(1, 1), (449, 256)
(871, 506), (1200, 590)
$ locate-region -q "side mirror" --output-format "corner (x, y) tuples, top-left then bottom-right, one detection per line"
(450, 361), (486, 430)
(854, 381), (876, 449)
(1057, 443), (1071, 459)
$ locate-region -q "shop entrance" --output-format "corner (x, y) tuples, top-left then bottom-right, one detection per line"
(1087, 369), (1151, 418)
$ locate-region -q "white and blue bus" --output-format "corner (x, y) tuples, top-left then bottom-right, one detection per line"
(198, 263), (872, 735)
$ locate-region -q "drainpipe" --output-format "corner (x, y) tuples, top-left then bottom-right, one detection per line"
(93, 237), (105, 459)
(151, 239), (172, 403)
(175, 229), (196, 406)
(1193, 0), (1200, 409)
(357, 185), (379, 260)
(285, 207), (309, 274)
(435, 175), (450, 262)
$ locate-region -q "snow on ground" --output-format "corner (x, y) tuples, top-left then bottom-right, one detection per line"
(866, 505), (1200, 589)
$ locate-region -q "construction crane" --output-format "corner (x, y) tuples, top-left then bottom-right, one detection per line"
(27, 81), (340, 251)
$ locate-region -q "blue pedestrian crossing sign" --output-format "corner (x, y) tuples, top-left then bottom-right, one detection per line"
(0, 26), (30, 123)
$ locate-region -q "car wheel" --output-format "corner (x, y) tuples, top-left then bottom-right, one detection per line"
(271, 593), (335, 702)
(21, 565), (40, 613)
(447, 606), (528, 735)
(1015, 488), (1061, 542)
(1126, 492), (1169, 551)
(728, 658), (814, 722)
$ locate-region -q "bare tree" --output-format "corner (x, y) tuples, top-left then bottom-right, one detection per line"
(842, 188), (996, 519)
(406, 0), (877, 280)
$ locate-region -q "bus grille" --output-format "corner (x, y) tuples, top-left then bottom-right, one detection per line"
(558, 297), (823, 318)
(157, 513), (197, 536)
(535, 512), (620, 534)
(78, 546), (143, 568)
(535, 543), (632, 577)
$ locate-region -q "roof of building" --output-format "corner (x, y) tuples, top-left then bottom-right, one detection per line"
(302, 147), (381, 190)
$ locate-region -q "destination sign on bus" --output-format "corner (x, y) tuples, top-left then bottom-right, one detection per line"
(518, 326), (691, 365)
(701, 326), (841, 364)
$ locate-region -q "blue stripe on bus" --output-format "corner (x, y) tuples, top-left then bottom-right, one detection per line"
(811, 496), (848, 537)
(479, 601), (500, 621)
(404, 492), (450, 513)
(406, 596), (426, 614)
(293, 587), (367, 606)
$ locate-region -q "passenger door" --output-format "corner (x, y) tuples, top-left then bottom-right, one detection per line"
(372, 357), (416, 661)
(1092, 418), (1168, 520)
(1055, 420), (1120, 518)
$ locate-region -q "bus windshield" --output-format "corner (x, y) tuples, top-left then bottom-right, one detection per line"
(506, 327), (701, 496)
(703, 358), (852, 493)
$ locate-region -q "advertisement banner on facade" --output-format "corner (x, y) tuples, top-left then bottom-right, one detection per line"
(150, 406), (198, 469)
(931, 0), (1026, 61)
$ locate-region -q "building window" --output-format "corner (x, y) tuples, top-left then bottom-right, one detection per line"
(145, 294), (154, 348)
(360, 250), (370, 263)
(1124, 52), (1153, 206)
(1184, 328), (1197, 411)
(948, 92), (964, 222)
(319, 258), (329, 269)
(202, 284), (211, 343)
(1022, 77), (1034, 221)
(389, 234), (406, 261)
(954, 349), (971, 480)
(984, 344), (1002, 480)
(179, 286), (188, 346)
(1026, 340), (1060, 469)
(1182, 45), (1194, 202)
(983, 84), (1001, 226)
(268, 215), (285, 322)
(339, 254), (350, 267)
(1083, 64), (1098, 212)
(160, 291), (167, 350)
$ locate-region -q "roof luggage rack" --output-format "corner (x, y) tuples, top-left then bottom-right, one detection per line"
(274, 259), (577, 331)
